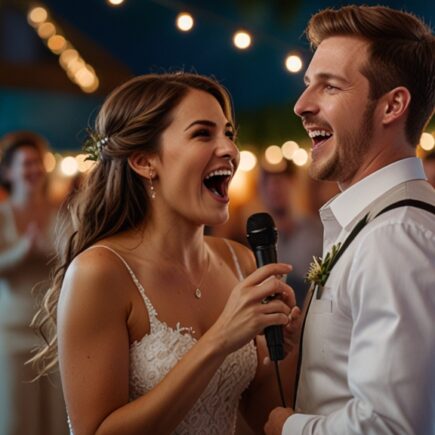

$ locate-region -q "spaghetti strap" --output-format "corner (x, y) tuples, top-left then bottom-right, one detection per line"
(86, 245), (158, 319)
(223, 239), (244, 281)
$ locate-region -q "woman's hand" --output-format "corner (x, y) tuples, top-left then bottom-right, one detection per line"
(209, 263), (294, 354)
(260, 291), (302, 365)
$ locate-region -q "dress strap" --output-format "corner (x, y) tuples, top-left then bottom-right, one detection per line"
(223, 239), (244, 281)
(87, 245), (158, 322)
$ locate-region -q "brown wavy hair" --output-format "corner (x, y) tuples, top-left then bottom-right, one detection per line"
(306, 5), (435, 146)
(30, 72), (234, 376)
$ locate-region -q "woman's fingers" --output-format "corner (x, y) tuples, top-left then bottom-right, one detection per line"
(250, 277), (294, 303)
(242, 263), (292, 288)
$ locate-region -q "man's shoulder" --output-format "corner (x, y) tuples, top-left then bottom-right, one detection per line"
(373, 179), (434, 211)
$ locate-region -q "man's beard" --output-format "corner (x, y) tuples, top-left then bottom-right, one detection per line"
(309, 99), (377, 183)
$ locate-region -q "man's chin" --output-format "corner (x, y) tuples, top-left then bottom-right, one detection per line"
(308, 160), (339, 182)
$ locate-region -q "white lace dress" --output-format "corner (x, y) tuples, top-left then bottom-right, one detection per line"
(69, 243), (258, 435)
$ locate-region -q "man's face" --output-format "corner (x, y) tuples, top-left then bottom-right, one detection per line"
(294, 36), (379, 187)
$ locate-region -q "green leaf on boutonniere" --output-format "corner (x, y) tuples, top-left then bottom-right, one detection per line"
(306, 242), (342, 298)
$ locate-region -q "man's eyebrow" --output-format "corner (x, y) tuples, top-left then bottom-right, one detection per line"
(304, 72), (350, 85)
(184, 120), (234, 131)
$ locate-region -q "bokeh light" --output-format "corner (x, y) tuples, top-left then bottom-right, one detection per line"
(281, 141), (299, 160)
(239, 150), (257, 172)
(264, 145), (283, 165)
(292, 148), (309, 166)
(285, 54), (303, 73)
(176, 13), (194, 31)
(233, 31), (252, 49)
(420, 132), (435, 151)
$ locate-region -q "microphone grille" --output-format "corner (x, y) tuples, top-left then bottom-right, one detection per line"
(246, 212), (278, 248)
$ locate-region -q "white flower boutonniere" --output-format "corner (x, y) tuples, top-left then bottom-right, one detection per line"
(306, 242), (342, 299)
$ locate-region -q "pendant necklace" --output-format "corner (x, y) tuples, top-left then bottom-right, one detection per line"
(177, 249), (210, 299)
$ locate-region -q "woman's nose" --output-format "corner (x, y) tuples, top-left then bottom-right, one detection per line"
(216, 136), (240, 166)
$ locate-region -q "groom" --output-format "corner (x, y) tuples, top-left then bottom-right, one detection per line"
(265, 5), (435, 435)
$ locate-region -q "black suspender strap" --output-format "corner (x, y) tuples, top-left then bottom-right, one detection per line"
(292, 199), (435, 408)
(375, 199), (435, 217)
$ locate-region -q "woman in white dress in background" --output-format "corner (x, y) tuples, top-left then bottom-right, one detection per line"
(31, 72), (301, 435)
(0, 131), (69, 435)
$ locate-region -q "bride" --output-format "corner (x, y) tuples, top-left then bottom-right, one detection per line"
(31, 72), (301, 435)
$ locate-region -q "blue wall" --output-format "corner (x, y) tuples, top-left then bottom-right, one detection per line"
(0, 88), (103, 152)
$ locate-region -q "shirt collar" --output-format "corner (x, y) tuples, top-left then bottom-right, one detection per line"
(321, 157), (426, 230)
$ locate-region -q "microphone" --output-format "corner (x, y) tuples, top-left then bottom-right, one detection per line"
(246, 212), (284, 361)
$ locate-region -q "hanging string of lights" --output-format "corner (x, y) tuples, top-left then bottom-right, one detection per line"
(25, 1), (434, 176)
(27, 5), (100, 93)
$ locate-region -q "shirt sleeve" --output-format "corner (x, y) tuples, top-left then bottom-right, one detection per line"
(283, 217), (435, 435)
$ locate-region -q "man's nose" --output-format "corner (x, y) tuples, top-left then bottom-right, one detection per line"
(294, 87), (318, 118)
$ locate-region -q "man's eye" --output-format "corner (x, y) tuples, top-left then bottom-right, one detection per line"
(325, 84), (338, 91)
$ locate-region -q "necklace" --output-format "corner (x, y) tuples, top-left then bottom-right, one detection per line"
(175, 249), (210, 299)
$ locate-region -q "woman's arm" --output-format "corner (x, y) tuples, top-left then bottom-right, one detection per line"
(59, 248), (292, 435)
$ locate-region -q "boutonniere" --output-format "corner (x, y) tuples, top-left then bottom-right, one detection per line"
(306, 242), (342, 299)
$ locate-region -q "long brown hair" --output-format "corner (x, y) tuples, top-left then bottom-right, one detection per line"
(306, 5), (435, 146)
(30, 72), (234, 376)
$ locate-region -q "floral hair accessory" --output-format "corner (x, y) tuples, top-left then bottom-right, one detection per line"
(306, 242), (342, 299)
(83, 129), (109, 162)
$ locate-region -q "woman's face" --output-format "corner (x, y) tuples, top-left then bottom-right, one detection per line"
(152, 88), (239, 227)
(7, 145), (47, 194)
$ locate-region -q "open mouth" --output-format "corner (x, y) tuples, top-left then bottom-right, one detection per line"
(308, 129), (333, 150)
(203, 168), (232, 201)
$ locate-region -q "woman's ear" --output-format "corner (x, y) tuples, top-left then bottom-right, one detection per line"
(128, 152), (157, 180)
(381, 86), (411, 126)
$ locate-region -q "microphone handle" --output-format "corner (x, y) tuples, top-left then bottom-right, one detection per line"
(254, 245), (284, 361)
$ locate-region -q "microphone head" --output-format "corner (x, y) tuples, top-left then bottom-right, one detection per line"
(246, 212), (278, 249)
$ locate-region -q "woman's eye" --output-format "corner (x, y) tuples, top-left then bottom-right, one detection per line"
(192, 129), (211, 138)
(225, 130), (235, 140)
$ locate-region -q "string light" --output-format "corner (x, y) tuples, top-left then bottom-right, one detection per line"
(239, 150), (257, 172)
(281, 141), (299, 160)
(420, 132), (435, 151)
(27, 4), (99, 93)
(285, 54), (303, 73)
(27, 6), (48, 26)
(37, 22), (56, 39)
(233, 31), (252, 49)
(60, 156), (79, 176)
(292, 148), (309, 166)
(264, 145), (283, 165)
(176, 12), (194, 32)
(107, 0), (125, 6)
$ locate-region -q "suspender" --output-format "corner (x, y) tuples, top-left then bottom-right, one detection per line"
(292, 199), (435, 408)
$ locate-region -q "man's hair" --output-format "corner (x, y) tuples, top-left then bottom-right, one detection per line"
(306, 5), (435, 146)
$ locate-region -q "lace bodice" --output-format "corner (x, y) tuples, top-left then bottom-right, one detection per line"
(76, 243), (258, 435)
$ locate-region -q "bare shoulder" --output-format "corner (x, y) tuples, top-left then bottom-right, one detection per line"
(60, 246), (133, 320)
(205, 236), (256, 278)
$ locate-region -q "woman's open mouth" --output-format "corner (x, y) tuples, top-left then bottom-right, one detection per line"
(203, 168), (232, 202)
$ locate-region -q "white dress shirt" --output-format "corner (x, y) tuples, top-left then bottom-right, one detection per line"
(283, 158), (435, 435)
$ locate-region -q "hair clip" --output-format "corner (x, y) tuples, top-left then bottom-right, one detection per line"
(83, 130), (109, 162)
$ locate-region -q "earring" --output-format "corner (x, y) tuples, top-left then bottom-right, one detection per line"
(149, 174), (156, 199)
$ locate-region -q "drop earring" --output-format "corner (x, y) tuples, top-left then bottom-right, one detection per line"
(149, 176), (156, 199)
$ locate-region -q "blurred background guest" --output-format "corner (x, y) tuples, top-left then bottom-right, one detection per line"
(0, 131), (68, 435)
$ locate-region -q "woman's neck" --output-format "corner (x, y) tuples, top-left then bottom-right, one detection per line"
(129, 214), (207, 269)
